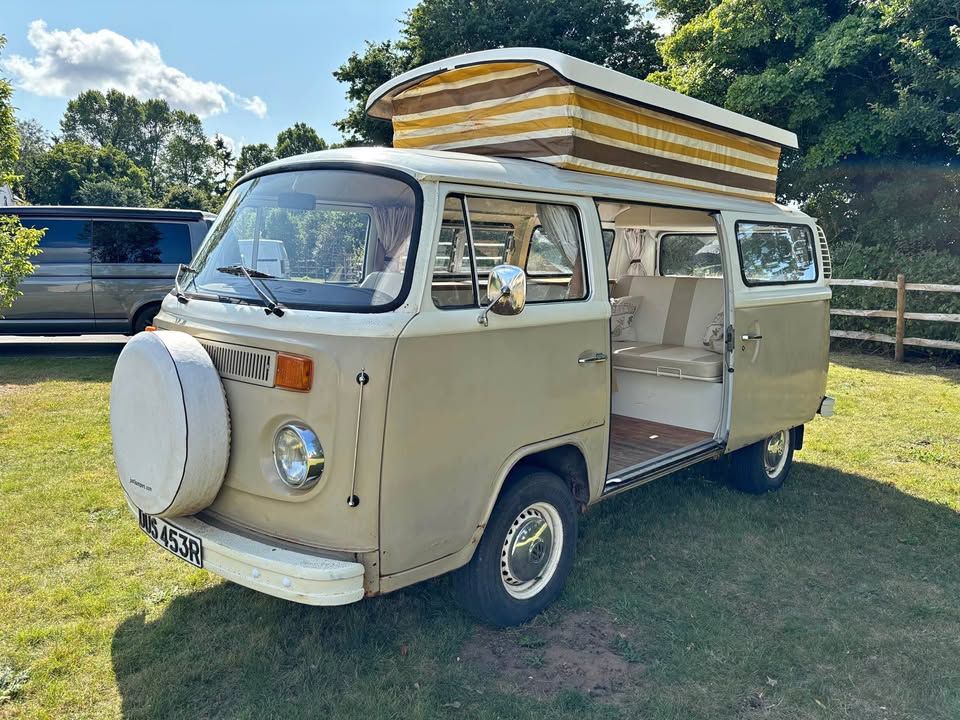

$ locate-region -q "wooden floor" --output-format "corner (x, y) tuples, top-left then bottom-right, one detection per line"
(607, 415), (714, 476)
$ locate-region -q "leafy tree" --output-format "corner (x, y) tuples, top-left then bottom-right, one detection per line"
(275, 122), (327, 158)
(211, 134), (235, 196)
(161, 182), (214, 212)
(334, 0), (662, 145)
(76, 178), (148, 207)
(0, 35), (43, 312)
(61, 89), (145, 162)
(23, 141), (149, 205)
(161, 111), (213, 188)
(234, 142), (276, 178)
(13, 118), (49, 184)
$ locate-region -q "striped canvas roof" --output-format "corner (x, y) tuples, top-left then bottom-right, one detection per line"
(367, 49), (798, 203)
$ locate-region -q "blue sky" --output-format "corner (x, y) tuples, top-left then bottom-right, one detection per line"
(1, 0), (415, 151)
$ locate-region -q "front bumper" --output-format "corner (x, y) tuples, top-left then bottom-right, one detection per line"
(128, 501), (365, 606)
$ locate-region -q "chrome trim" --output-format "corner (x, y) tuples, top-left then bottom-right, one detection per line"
(741, 334), (763, 341)
(347, 369), (368, 507)
(273, 423), (325, 489)
(578, 352), (608, 364)
(478, 264), (527, 326)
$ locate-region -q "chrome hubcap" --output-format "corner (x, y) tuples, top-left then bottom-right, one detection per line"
(501, 502), (563, 599)
(763, 430), (789, 478)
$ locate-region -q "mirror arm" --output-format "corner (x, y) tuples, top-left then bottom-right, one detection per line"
(477, 286), (511, 327)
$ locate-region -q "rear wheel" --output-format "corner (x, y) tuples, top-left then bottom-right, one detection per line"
(131, 304), (159, 335)
(452, 469), (577, 627)
(728, 429), (795, 494)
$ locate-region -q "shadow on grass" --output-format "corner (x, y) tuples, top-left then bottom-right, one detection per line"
(830, 349), (960, 382)
(110, 462), (960, 720)
(0, 356), (115, 385)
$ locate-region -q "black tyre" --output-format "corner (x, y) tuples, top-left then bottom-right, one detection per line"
(131, 304), (159, 335)
(452, 469), (577, 627)
(728, 428), (795, 494)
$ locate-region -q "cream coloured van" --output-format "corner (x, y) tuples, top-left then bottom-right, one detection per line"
(110, 49), (834, 627)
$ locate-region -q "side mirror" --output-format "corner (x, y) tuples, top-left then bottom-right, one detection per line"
(478, 264), (526, 327)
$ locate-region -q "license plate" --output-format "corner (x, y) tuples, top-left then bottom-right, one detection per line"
(138, 509), (203, 568)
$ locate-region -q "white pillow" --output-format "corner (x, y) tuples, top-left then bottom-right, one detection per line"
(610, 296), (641, 339)
(702, 310), (725, 353)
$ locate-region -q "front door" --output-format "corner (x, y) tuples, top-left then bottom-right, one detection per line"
(719, 213), (831, 452)
(379, 189), (610, 576)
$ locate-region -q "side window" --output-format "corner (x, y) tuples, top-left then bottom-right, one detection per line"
(736, 223), (817, 285)
(659, 233), (721, 277)
(431, 195), (586, 308)
(601, 228), (616, 264)
(17, 218), (92, 264)
(92, 221), (192, 264)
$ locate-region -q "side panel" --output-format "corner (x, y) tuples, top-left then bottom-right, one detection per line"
(721, 213), (831, 451)
(379, 191), (610, 576)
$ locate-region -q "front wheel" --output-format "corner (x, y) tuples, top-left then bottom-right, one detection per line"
(452, 469), (577, 627)
(728, 429), (795, 494)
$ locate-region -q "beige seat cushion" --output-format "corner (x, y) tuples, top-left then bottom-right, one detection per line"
(612, 341), (723, 381)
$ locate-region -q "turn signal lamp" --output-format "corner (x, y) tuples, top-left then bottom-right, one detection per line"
(276, 353), (313, 392)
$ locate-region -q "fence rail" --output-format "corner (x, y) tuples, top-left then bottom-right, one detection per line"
(828, 275), (960, 359)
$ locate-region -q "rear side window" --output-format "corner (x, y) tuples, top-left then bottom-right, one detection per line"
(16, 218), (92, 264)
(92, 221), (193, 264)
(736, 222), (817, 285)
(659, 233), (721, 277)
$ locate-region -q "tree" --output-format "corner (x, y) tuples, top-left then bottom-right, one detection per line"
(211, 134), (235, 196)
(161, 111), (213, 188)
(60, 89), (145, 162)
(333, 0), (663, 145)
(275, 122), (327, 158)
(234, 142), (276, 178)
(0, 35), (43, 312)
(161, 182), (214, 211)
(13, 118), (50, 183)
(23, 141), (149, 205)
(76, 178), (148, 207)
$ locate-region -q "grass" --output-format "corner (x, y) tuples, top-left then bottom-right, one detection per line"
(0, 352), (958, 719)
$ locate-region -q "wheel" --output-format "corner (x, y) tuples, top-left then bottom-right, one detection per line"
(452, 469), (577, 627)
(728, 428), (795, 494)
(131, 304), (159, 335)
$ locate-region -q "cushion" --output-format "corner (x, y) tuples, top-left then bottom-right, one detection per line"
(610, 296), (641, 339)
(702, 310), (725, 354)
(611, 342), (723, 381)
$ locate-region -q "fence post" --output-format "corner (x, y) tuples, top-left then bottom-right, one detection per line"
(895, 273), (906, 362)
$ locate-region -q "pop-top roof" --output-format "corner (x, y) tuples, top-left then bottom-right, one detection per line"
(366, 48), (797, 202)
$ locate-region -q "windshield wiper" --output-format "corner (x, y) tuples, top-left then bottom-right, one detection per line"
(216, 264), (285, 317)
(174, 263), (198, 304)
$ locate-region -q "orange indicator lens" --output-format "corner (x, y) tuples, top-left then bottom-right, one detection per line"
(275, 353), (313, 392)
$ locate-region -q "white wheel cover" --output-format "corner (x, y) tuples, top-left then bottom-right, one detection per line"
(111, 330), (230, 518)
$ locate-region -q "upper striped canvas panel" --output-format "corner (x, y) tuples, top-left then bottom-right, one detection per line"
(390, 62), (783, 202)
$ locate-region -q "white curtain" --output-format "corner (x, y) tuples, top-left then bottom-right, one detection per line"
(621, 227), (649, 276)
(537, 203), (584, 298)
(374, 205), (415, 272)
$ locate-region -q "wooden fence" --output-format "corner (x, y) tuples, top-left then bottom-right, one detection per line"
(828, 276), (960, 360)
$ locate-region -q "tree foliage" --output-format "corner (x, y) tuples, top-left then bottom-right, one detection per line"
(333, 0), (662, 145)
(275, 122), (327, 158)
(23, 141), (149, 206)
(235, 142), (276, 178)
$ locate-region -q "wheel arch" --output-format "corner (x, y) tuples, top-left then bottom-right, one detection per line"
(130, 299), (163, 333)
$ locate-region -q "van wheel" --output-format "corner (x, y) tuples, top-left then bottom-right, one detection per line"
(452, 469), (577, 627)
(131, 304), (159, 335)
(729, 429), (794, 494)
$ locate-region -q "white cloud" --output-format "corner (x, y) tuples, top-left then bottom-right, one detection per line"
(3, 20), (267, 119)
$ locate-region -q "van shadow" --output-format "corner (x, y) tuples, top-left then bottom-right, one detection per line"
(110, 463), (960, 719)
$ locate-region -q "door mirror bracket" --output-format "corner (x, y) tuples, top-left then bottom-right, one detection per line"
(478, 264), (527, 327)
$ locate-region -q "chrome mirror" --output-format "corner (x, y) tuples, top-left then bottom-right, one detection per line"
(478, 264), (526, 327)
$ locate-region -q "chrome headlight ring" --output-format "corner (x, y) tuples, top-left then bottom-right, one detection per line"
(273, 422), (325, 489)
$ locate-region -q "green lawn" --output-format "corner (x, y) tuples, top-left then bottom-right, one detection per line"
(0, 352), (958, 719)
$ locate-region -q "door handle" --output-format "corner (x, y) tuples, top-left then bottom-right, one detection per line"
(578, 352), (608, 364)
(741, 334), (763, 341)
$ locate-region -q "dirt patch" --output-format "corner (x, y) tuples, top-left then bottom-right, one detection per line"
(459, 609), (644, 702)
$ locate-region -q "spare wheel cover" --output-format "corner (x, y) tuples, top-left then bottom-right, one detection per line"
(111, 330), (230, 518)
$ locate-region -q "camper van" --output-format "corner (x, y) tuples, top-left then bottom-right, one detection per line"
(110, 49), (834, 627)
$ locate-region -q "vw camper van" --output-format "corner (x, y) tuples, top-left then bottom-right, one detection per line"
(110, 49), (834, 627)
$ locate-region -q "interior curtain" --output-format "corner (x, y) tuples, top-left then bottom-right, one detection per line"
(621, 227), (648, 276)
(374, 205), (415, 271)
(536, 203), (584, 297)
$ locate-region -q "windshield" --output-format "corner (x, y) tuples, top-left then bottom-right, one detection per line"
(187, 169), (420, 311)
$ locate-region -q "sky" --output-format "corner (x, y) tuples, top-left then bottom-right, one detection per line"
(1, 0), (415, 151)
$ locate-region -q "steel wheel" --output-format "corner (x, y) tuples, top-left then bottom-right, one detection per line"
(762, 430), (790, 479)
(500, 501), (564, 600)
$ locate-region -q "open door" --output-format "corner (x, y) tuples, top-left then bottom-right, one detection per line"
(719, 213), (831, 452)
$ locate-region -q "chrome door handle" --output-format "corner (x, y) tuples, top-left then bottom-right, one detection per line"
(578, 352), (608, 364)
(741, 334), (763, 341)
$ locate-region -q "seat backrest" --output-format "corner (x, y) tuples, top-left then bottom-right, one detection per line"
(614, 276), (723, 347)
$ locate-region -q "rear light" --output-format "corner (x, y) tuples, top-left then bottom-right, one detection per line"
(275, 353), (313, 392)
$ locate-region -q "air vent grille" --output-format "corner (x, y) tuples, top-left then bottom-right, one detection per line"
(816, 225), (832, 280)
(198, 339), (276, 387)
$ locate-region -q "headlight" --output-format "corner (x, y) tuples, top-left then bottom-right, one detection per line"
(273, 423), (324, 489)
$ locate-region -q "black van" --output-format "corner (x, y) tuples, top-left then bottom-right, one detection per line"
(0, 206), (213, 335)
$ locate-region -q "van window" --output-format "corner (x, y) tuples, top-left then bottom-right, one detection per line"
(431, 195), (586, 308)
(92, 221), (193, 264)
(736, 222), (817, 285)
(17, 218), (92, 264)
(659, 233), (721, 277)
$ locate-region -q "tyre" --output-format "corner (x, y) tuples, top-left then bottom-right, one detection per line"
(452, 469), (577, 627)
(131, 304), (159, 335)
(728, 428), (795, 494)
